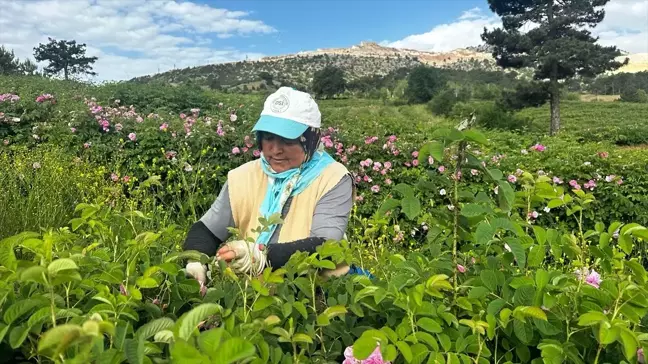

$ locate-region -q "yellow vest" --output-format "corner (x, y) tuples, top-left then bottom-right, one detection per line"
(227, 159), (351, 244)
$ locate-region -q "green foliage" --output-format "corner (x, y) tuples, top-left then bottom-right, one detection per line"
(481, 0), (627, 135)
(312, 65), (347, 99)
(0, 46), (37, 76)
(405, 66), (446, 104)
(428, 87), (471, 116)
(33, 37), (98, 80)
(620, 88), (648, 103)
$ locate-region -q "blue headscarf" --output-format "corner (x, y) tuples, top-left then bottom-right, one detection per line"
(256, 145), (335, 246)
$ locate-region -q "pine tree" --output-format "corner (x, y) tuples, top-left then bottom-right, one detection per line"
(481, 0), (627, 135)
(33, 37), (98, 80)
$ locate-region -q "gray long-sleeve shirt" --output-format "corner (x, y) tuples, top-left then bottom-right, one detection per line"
(200, 174), (354, 244)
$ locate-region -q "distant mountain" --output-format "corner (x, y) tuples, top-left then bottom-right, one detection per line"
(130, 41), (647, 91)
(130, 41), (498, 91)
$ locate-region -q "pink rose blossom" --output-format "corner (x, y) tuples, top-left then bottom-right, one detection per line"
(180, 113), (186, 119)
(343, 344), (390, 364)
(253, 150), (261, 157)
(412, 159), (419, 167)
(388, 135), (397, 143)
(128, 132), (136, 141)
(160, 123), (168, 131)
(438, 166), (446, 173)
(585, 270), (601, 289)
(508, 175), (517, 183)
(457, 264), (466, 273)
(530, 144), (546, 152)
(428, 156), (434, 165)
(230, 114), (237, 122)
(122, 176), (130, 183)
(412, 151), (419, 158)
(584, 180), (597, 190)
(365, 136), (378, 144)
(598, 151), (609, 158)
(70, 127), (76, 133)
(111, 173), (119, 182)
(83, 142), (91, 149)
(371, 185), (380, 193)
(232, 147), (241, 155)
(385, 178), (392, 185)
(553, 176), (563, 184)
(384, 161), (392, 170)
(471, 169), (479, 176)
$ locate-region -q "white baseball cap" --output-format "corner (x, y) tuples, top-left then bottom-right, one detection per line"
(252, 87), (321, 139)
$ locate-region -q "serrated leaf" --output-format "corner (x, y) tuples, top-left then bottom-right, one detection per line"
(468, 287), (490, 299)
(619, 328), (639, 361)
(19, 266), (48, 285)
(396, 341), (413, 363)
(497, 181), (515, 212)
(136, 317), (174, 341)
(475, 221), (495, 246)
(487, 299), (507, 316)
(4, 299), (44, 325)
(292, 333), (313, 344)
(401, 196), (421, 220)
(417, 317), (442, 333)
(618, 234), (633, 254)
(527, 244), (545, 267)
(47, 258), (78, 276)
(461, 204), (486, 217)
(175, 303), (222, 340)
(353, 335), (380, 360)
(125, 338), (144, 364)
(578, 311), (608, 326)
(507, 239), (526, 268)
(480, 270), (498, 291)
(533, 226), (546, 245)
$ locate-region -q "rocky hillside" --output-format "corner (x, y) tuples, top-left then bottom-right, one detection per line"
(130, 42), (497, 91)
(130, 41), (646, 91)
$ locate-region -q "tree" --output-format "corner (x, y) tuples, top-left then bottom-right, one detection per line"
(259, 71), (274, 85)
(481, 0), (627, 135)
(311, 66), (346, 99)
(33, 37), (98, 80)
(0, 46), (38, 75)
(404, 66), (446, 104)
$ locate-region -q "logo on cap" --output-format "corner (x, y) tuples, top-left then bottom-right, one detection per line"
(270, 95), (290, 113)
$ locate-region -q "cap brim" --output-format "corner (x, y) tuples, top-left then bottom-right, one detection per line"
(252, 115), (309, 140)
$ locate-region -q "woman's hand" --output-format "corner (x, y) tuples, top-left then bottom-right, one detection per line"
(217, 240), (267, 275)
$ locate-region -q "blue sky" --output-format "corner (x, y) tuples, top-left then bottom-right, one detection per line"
(1, 0), (645, 81)
(207, 0), (485, 55)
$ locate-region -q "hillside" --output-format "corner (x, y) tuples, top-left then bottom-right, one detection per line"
(130, 41), (647, 92)
(130, 41), (497, 91)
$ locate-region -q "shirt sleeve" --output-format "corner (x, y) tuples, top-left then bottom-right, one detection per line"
(309, 173), (354, 241)
(199, 181), (234, 242)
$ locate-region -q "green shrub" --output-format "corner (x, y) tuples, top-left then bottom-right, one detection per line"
(620, 88), (648, 103)
(427, 87), (470, 116)
(0, 145), (109, 238)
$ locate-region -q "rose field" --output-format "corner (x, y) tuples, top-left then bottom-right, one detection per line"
(3, 74), (648, 364)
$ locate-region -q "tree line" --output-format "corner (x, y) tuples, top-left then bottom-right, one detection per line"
(1, 38), (98, 80)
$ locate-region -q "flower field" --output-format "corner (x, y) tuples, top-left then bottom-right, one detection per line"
(2, 75), (648, 363)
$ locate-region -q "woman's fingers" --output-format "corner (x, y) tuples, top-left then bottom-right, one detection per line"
(217, 249), (237, 262)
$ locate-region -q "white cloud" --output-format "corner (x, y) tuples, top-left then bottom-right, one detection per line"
(388, 1), (648, 54)
(0, 0), (275, 81)
(387, 8), (500, 52)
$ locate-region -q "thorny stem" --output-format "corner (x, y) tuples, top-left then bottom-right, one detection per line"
(474, 334), (484, 364)
(452, 141), (467, 305)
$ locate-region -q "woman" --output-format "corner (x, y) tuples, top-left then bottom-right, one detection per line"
(184, 87), (364, 284)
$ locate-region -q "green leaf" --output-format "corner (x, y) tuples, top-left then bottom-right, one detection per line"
(4, 299), (44, 325)
(322, 305), (347, 320)
(19, 266), (48, 285)
(618, 234), (633, 254)
(401, 196), (421, 221)
(533, 226), (547, 245)
(253, 296), (275, 312)
(414, 332), (439, 351)
(125, 338), (144, 364)
(463, 130), (488, 145)
(135, 277), (159, 289)
(420, 141), (444, 162)
(468, 287), (490, 300)
(170, 340), (209, 363)
(9, 325), (30, 349)
(38, 324), (84, 356)
(394, 184), (416, 199)
(487, 169), (503, 181)
(577, 311), (608, 326)
(480, 270), (498, 291)
(353, 334), (381, 360)
(535, 269), (549, 291)
(377, 198), (401, 217)
(136, 317), (174, 341)
(599, 232), (611, 249)
(461, 204), (486, 217)
(292, 333), (313, 344)
(497, 181), (515, 212)
(513, 319), (533, 344)
(396, 341), (413, 363)
(175, 303), (222, 340)
(417, 317), (442, 333)
(619, 328), (639, 361)
(507, 239), (526, 268)
(487, 299), (507, 316)
(527, 244), (545, 267)
(547, 199), (564, 209)
(475, 221), (495, 246)
(198, 328), (224, 358)
(47, 258), (78, 276)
